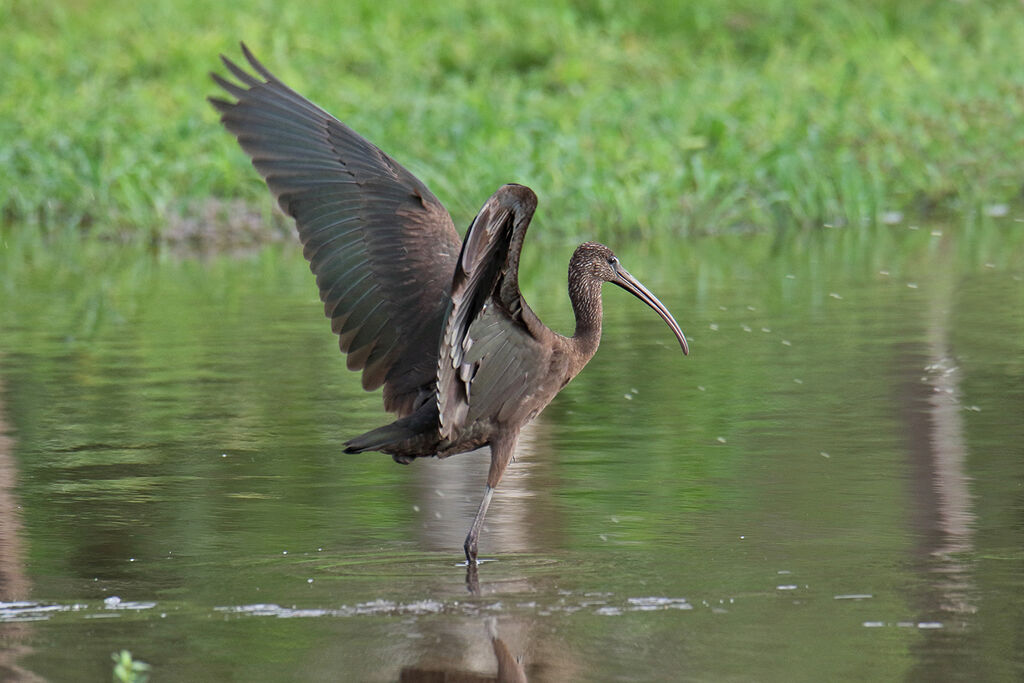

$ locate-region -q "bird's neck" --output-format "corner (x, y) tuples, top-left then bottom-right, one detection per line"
(568, 271), (603, 360)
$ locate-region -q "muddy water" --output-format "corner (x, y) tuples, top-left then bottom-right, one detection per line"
(0, 221), (1021, 681)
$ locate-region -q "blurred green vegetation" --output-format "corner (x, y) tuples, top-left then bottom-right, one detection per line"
(1, 0), (1022, 243)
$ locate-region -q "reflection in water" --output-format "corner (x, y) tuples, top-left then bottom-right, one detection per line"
(0, 374), (46, 682)
(399, 618), (528, 683)
(1, 227), (1019, 679)
(0, 380), (28, 601)
(921, 275), (975, 613)
(899, 235), (977, 674)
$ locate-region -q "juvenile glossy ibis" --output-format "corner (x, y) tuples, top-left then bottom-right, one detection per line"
(210, 44), (689, 563)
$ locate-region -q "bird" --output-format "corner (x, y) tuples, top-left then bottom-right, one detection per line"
(209, 44), (689, 564)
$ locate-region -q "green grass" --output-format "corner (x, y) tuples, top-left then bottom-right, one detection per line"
(1, 0), (1022, 243)
(112, 650), (150, 683)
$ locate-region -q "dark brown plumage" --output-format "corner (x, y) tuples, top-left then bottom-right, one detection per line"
(210, 44), (689, 563)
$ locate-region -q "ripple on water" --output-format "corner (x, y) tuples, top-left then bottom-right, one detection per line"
(0, 601), (77, 623)
(0, 599), (158, 623)
(312, 551), (561, 579)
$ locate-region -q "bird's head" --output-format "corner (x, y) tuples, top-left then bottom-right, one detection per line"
(570, 241), (689, 355)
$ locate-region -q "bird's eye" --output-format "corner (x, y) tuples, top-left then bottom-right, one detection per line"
(608, 256), (618, 267)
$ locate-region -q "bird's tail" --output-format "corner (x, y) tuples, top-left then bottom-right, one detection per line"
(343, 402), (440, 461)
(344, 420), (418, 454)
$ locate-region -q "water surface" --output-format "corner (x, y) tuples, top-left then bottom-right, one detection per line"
(1, 221), (1022, 681)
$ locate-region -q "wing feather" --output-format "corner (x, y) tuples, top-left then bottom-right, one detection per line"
(436, 184), (542, 439)
(211, 44), (461, 412)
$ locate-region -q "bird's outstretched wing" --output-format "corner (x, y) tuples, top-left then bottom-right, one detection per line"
(437, 184), (551, 439)
(210, 43), (462, 416)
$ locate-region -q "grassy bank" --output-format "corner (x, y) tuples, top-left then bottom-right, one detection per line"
(1, 0), (1022, 243)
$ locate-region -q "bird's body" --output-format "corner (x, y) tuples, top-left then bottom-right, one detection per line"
(211, 45), (688, 562)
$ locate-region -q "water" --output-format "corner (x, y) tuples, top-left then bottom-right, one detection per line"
(0, 222), (1022, 681)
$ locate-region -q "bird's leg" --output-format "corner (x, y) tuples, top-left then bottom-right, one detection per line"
(463, 434), (518, 564)
(464, 485), (494, 564)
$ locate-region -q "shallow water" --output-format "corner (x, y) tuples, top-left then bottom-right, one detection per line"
(1, 221), (1022, 681)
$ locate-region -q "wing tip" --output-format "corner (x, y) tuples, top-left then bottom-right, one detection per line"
(207, 94), (233, 114)
(240, 41), (276, 81)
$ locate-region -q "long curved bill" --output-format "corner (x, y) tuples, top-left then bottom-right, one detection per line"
(612, 264), (689, 355)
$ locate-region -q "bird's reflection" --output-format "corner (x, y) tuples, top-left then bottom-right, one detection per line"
(399, 618), (528, 683)
(465, 562), (481, 595)
(396, 455), (581, 682)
